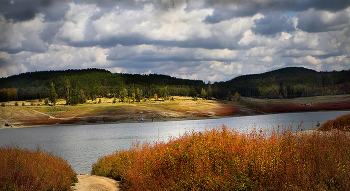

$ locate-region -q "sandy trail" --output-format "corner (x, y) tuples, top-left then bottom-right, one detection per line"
(71, 175), (120, 191)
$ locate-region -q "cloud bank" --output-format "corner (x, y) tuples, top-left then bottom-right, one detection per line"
(0, 0), (349, 82)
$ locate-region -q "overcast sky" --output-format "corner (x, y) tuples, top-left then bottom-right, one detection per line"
(0, 0), (349, 82)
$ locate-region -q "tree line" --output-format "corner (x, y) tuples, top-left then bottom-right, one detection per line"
(1, 67), (350, 103)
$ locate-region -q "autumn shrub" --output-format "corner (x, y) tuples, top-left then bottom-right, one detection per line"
(92, 125), (350, 190)
(0, 146), (77, 191)
(318, 114), (350, 131)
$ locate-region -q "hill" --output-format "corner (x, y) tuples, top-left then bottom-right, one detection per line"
(215, 67), (350, 98)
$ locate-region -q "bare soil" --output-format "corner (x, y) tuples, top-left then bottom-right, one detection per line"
(71, 175), (120, 191)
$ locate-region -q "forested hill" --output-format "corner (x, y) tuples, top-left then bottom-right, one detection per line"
(1, 67), (350, 103)
(0, 68), (205, 103)
(216, 67), (350, 98)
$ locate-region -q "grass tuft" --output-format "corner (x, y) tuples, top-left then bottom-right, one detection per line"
(92, 125), (350, 190)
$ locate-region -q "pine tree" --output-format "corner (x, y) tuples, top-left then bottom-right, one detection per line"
(200, 88), (207, 99)
(65, 79), (70, 105)
(49, 82), (58, 106)
(132, 93), (136, 102)
(227, 91), (231, 101)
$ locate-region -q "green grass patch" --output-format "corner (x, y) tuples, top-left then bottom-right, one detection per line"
(0, 146), (77, 191)
(92, 126), (350, 190)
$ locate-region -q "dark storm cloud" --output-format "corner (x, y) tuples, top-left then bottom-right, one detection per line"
(203, 0), (350, 23)
(40, 22), (64, 44)
(203, 6), (258, 24)
(251, 14), (295, 35)
(0, 0), (69, 22)
(0, 0), (150, 22)
(297, 9), (350, 33)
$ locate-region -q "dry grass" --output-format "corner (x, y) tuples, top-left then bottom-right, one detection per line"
(0, 146), (77, 191)
(92, 125), (350, 190)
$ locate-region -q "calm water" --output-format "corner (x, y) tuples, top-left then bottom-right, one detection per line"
(1, 110), (350, 174)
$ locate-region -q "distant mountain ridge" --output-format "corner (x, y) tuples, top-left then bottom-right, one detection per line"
(218, 67), (350, 98)
(228, 67), (316, 82)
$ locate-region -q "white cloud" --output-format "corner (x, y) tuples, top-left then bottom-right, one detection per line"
(278, 32), (292, 41)
(58, 3), (100, 42)
(259, 56), (273, 63)
(24, 44), (110, 70)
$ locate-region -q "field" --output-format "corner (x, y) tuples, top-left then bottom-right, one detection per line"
(1, 95), (350, 128)
(92, 125), (350, 190)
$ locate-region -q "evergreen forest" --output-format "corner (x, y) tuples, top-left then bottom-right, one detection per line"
(1, 67), (350, 104)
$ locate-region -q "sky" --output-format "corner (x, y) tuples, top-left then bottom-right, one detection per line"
(0, 0), (349, 82)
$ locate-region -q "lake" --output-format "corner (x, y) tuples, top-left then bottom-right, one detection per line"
(1, 110), (350, 174)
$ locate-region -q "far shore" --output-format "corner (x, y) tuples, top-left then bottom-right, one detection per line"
(1, 95), (350, 129)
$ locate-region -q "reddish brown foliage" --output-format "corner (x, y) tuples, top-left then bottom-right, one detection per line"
(92, 126), (350, 190)
(319, 114), (350, 131)
(0, 146), (77, 191)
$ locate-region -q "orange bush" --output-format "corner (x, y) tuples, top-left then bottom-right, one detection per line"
(0, 146), (77, 191)
(92, 125), (350, 190)
(319, 114), (350, 131)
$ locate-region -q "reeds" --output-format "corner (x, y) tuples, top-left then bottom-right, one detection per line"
(92, 125), (350, 190)
(0, 146), (77, 191)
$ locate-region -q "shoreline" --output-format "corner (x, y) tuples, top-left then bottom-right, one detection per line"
(2, 108), (350, 130)
(1, 95), (350, 129)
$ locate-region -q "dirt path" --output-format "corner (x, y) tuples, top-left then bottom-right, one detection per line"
(71, 175), (121, 191)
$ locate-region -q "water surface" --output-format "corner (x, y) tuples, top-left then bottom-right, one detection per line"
(1, 110), (349, 174)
